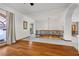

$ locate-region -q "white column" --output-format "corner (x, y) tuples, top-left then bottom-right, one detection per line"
(64, 4), (77, 40)
(64, 15), (72, 40)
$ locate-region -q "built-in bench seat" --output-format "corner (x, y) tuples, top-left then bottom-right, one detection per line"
(36, 30), (64, 38)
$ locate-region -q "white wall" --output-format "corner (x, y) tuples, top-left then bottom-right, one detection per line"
(72, 6), (79, 22)
(0, 4), (35, 40)
(15, 15), (36, 40)
(30, 8), (66, 30)
(36, 19), (64, 30)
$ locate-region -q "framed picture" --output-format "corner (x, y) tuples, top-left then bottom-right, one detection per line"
(23, 21), (27, 29)
(30, 23), (34, 34)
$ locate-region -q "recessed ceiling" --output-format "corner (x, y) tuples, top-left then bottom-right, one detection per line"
(2, 3), (71, 15)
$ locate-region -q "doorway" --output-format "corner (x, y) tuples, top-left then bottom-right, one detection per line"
(72, 22), (78, 36)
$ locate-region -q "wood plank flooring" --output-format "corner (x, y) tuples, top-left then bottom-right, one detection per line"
(0, 40), (78, 56)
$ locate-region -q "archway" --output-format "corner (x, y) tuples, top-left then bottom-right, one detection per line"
(0, 10), (7, 43)
(64, 4), (77, 40)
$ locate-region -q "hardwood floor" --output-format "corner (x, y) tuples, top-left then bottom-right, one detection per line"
(0, 40), (78, 56)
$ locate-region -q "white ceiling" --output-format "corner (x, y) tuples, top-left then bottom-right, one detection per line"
(2, 3), (71, 21)
(3, 3), (71, 15)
